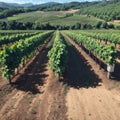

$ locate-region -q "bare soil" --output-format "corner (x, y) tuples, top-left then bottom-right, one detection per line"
(0, 41), (67, 120)
(0, 33), (120, 120)
(63, 33), (120, 120)
(113, 20), (120, 23)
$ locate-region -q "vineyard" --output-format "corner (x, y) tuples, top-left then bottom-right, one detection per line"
(0, 30), (120, 120)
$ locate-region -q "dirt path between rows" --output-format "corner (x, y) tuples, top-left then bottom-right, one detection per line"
(62, 33), (120, 120)
(0, 35), (67, 120)
(1, 32), (120, 120)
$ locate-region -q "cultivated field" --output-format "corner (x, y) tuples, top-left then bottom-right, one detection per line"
(0, 30), (120, 120)
(0, 11), (103, 26)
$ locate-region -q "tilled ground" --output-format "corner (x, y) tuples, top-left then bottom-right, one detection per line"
(63, 33), (120, 120)
(0, 44), (67, 120)
(0, 33), (120, 120)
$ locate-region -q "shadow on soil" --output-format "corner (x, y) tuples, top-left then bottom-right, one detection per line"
(63, 44), (102, 89)
(113, 51), (120, 81)
(113, 62), (120, 81)
(12, 48), (49, 94)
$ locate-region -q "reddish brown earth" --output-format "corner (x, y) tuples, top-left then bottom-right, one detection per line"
(0, 33), (120, 120)
(62, 33), (120, 120)
(0, 40), (67, 120)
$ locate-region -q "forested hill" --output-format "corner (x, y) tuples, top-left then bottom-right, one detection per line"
(0, 2), (33, 8)
(77, 0), (120, 21)
(0, 0), (120, 21)
(0, 1), (99, 19)
(29, 1), (99, 11)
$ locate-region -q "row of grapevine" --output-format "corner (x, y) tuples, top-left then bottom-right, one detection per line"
(0, 30), (40, 36)
(79, 31), (120, 45)
(0, 32), (39, 48)
(48, 31), (68, 78)
(0, 31), (52, 83)
(64, 31), (117, 66)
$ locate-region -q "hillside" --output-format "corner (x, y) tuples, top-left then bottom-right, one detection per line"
(77, 0), (120, 21)
(29, 1), (99, 11)
(0, 2), (33, 8)
(2, 11), (103, 25)
(0, 1), (99, 19)
(0, 0), (120, 30)
(0, 1), (98, 9)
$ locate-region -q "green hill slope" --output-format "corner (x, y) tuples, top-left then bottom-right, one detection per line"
(77, 0), (120, 21)
(1, 11), (103, 26)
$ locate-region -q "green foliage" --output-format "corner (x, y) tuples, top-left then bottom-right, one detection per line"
(48, 31), (68, 77)
(0, 0), (120, 25)
(29, 2), (93, 11)
(77, 0), (120, 21)
(0, 8), (25, 19)
(79, 30), (120, 44)
(64, 31), (117, 65)
(0, 11), (102, 30)
(0, 32), (38, 48)
(0, 31), (52, 81)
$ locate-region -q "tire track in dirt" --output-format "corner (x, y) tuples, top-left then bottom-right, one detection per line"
(0, 91), (27, 120)
(62, 33), (120, 120)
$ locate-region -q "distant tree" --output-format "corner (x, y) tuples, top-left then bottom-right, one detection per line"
(86, 24), (93, 29)
(108, 23), (114, 29)
(74, 23), (81, 29)
(81, 23), (93, 29)
(32, 22), (40, 30)
(81, 24), (86, 29)
(24, 22), (33, 30)
(115, 25), (120, 30)
(101, 22), (108, 29)
(70, 25), (75, 30)
(65, 13), (73, 17)
(6, 21), (18, 30)
(95, 21), (102, 29)
(111, 0), (119, 3)
(0, 21), (7, 30)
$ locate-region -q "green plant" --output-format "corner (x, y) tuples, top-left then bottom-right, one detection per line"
(48, 31), (68, 78)
(0, 31), (52, 83)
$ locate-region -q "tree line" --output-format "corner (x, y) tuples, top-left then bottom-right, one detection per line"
(0, 20), (119, 30)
